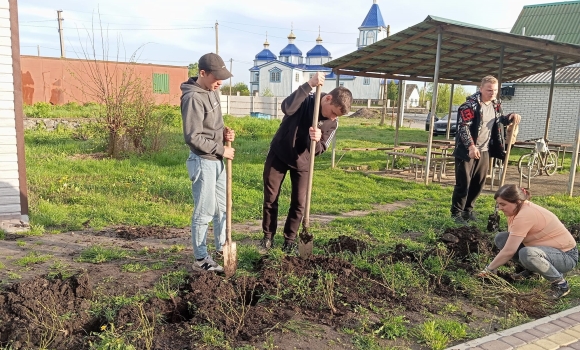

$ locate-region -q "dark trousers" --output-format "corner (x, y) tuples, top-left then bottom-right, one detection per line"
(451, 151), (489, 215)
(262, 151), (308, 243)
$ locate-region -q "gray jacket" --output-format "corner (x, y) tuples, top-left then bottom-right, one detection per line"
(180, 77), (225, 160)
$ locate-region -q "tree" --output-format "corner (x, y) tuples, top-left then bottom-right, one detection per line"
(387, 80), (398, 104)
(261, 88), (274, 97)
(67, 17), (168, 158)
(220, 82), (250, 96)
(424, 83), (470, 115)
(188, 63), (198, 78)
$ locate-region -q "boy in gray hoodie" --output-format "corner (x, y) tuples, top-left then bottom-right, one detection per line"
(181, 53), (235, 272)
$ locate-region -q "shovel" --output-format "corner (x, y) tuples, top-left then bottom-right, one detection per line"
(499, 123), (516, 187)
(299, 85), (322, 259)
(223, 140), (237, 277)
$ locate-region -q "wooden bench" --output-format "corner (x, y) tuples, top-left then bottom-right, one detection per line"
(336, 146), (410, 167)
(385, 151), (427, 179)
(386, 151), (455, 182)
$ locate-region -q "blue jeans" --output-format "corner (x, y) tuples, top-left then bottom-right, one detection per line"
(494, 231), (578, 282)
(186, 152), (226, 259)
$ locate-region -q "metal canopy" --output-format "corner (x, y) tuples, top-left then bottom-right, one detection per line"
(325, 15), (580, 190)
(324, 16), (580, 85)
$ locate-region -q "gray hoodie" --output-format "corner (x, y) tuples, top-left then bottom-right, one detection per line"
(180, 77), (224, 160)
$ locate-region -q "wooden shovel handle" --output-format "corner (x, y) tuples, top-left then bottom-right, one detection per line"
(499, 124), (515, 187)
(302, 86), (322, 229)
(226, 141), (232, 244)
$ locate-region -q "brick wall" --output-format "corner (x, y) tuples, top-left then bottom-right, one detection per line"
(502, 84), (580, 143)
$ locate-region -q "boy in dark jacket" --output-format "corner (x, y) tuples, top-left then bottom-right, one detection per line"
(260, 72), (353, 253)
(451, 75), (520, 225)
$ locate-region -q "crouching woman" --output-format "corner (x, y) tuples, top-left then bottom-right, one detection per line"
(479, 184), (578, 299)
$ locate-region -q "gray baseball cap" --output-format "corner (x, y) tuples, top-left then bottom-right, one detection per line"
(198, 53), (232, 80)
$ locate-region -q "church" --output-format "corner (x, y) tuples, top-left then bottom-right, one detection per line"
(249, 0), (388, 99)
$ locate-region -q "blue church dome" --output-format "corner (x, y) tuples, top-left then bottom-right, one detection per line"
(255, 37), (277, 61)
(256, 49), (277, 60)
(280, 44), (302, 56)
(360, 1), (386, 28)
(279, 30), (302, 56)
(306, 34), (331, 57)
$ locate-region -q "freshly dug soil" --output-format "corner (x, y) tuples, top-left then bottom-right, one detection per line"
(0, 228), (562, 349)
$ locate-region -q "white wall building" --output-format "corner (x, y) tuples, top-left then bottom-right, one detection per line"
(0, 0), (28, 227)
(249, 0), (388, 99)
(405, 84), (420, 107)
(501, 66), (580, 144)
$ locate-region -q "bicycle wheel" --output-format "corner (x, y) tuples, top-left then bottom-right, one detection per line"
(517, 153), (539, 178)
(543, 151), (558, 176)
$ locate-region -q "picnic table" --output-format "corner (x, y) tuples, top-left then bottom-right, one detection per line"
(335, 146), (410, 168)
(386, 142), (455, 181)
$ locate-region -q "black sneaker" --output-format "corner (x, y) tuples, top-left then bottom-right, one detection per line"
(193, 255), (224, 272)
(259, 238), (273, 251)
(451, 213), (468, 226)
(549, 280), (570, 299)
(462, 211), (477, 221)
(282, 241), (298, 255)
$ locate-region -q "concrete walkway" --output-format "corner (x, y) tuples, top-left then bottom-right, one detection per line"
(448, 305), (580, 350)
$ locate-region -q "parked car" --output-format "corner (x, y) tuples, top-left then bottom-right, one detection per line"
(425, 113), (458, 136)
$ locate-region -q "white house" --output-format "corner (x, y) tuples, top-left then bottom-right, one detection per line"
(405, 83), (420, 107)
(0, 0), (27, 228)
(249, 0), (388, 99)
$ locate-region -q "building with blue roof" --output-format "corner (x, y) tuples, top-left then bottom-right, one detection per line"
(249, 1), (387, 99)
(358, 0), (389, 48)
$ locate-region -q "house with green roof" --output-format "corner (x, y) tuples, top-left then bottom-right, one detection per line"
(510, 1), (580, 44)
(501, 1), (580, 143)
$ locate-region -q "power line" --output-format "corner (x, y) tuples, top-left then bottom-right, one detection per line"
(219, 20), (355, 35)
(20, 24), (214, 31)
(220, 25), (354, 44)
(20, 19), (55, 23)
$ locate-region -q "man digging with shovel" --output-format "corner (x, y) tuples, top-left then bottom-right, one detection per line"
(260, 72), (353, 254)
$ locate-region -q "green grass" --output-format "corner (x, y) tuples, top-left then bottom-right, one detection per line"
(121, 263), (150, 273)
(22, 114), (580, 348)
(25, 115), (580, 233)
(153, 270), (188, 300)
(14, 252), (52, 267)
(76, 245), (131, 264)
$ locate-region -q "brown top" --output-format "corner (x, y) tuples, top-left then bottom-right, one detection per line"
(508, 201), (576, 251)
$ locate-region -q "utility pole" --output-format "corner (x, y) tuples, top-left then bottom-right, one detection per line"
(229, 58), (233, 96)
(37, 45), (40, 56)
(215, 21), (219, 54)
(57, 10), (65, 58)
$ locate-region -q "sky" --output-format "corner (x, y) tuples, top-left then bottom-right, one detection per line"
(18, 0), (558, 87)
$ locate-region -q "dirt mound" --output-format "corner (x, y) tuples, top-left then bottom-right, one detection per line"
(97, 225), (187, 240)
(326, 235), (368, 254)
(0, 274), (93, 349)
(349, 108), (382, 119)
(0, 224), (559, 349)
(440, 226), (495, 266)
(568, 223), (580, 241)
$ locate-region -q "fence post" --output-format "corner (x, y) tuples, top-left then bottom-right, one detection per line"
(226, 95), (230, 115)
(367, 99), (371, 108)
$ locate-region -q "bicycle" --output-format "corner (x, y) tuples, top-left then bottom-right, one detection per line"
(516, 137), (558, 179)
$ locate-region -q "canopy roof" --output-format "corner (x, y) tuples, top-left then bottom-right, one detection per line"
(324, 16), (580, 85)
